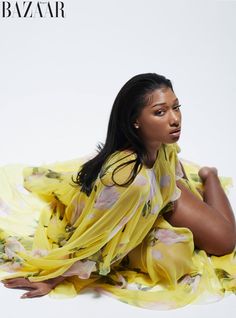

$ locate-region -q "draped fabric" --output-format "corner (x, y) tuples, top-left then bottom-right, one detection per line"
(0, 143), (235, 310)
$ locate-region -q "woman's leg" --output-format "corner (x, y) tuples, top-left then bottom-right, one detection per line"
(164, 167), (236, 256)
(198, 167), (236, 227)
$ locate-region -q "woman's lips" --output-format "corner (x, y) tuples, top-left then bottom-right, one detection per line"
(170, 130), (181, 138)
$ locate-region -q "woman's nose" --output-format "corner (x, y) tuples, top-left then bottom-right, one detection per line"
(169, 110), (180, 125)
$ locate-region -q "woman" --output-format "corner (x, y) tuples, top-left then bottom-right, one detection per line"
(0, 73), (235, 310)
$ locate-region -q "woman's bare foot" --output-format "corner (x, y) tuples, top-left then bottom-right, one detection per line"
(198, 166), (218, 183)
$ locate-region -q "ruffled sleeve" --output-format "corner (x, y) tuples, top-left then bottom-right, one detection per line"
(22, 152), (97, 207)
(16, 151), (162, 282)
(169, 143), (183, 202)
(174, 143), (185, 180)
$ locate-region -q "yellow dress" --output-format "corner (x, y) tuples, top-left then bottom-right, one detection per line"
(0, 143), (235, 310)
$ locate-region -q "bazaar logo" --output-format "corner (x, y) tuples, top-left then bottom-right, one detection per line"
(0, 1), (65, 18)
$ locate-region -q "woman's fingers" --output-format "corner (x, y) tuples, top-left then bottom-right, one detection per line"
(21, 289), (46, 298)
(21, 284), (52, 298)
(2, 278), (32, 288)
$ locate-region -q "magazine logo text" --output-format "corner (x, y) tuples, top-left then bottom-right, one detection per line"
(0, 1), (65, 18)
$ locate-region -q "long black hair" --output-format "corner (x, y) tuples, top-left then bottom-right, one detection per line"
(71, 73), (174, 196)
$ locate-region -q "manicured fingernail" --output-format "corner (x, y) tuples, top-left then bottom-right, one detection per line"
(21, 295), (27, 299)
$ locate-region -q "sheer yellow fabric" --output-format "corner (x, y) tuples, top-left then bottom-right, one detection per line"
(0, 143), (235, 310)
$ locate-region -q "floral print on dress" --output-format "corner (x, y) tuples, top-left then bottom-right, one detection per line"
(107, 201), (140, 240)
(108, 216), (130, 240)
(133, 174), (148, 186)
(94, 186), (120, 210)
(149, 203), (160, 215)
(0, 237), (25, 273)
(152, 249), (163, 260)
(62, 259), (97, 279)
(141, 200), (151, 218)
(179, 274), (201, 293)
(154, 229), (188, 245)
(0, 260), (23, 272)
(4, 237), (25, 259)
(24, 168), (45, 184)
(70, 199), (85, 225)
(140, 170), (161, 218)
(31, 249), (49, 257)
(25, 167), (63, 185)
(45, 169), (63, 180)
(147, 169), (158, 201)
(0, 143), (235, 310)
(160, 175), (171, 187)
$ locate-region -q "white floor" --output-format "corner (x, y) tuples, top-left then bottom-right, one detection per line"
(0, 284), (235, 318)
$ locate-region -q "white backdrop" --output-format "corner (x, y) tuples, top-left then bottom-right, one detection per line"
(0, 0), (235, 317)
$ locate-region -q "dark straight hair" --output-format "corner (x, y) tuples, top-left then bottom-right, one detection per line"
(71, 73), (174, 196)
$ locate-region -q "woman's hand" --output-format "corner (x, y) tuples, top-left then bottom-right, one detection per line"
(2, 277), (55, 298)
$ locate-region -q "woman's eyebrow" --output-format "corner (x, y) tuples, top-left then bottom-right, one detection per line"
(151, 98), (179, 108)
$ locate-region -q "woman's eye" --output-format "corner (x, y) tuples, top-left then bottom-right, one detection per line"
(154, 110), (165, 116)
(154, 105), (181, 116)
(174, 104), (182, 110)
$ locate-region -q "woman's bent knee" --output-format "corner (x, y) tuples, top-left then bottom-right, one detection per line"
(202, 230), (236, 256)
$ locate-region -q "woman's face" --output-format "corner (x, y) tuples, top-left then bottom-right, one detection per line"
(135, 86), (182, 147)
